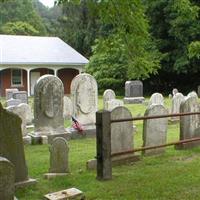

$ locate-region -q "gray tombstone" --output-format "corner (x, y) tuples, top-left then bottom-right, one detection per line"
(148, 93), (164, 107)
(105, 99), (124, 111)
(63, 96), (73, 120)
(124, 80), (144, 104)
(5, 88), (18, 100)
(6, 98), (21, 107)
(176, 95), (200, 149)
(0, 157), (15, 200)
(172, 88), (178, 96)
(103, 89), (116, 109)
(0, 103), (36, 187)
(187, 91), (198, 98)
(44, 137), (69, 179)
(143, 104), (168, 155)
(13, 91), (28, 104)
(34, 75), (65, 135)
(71, 73), (98, 126)
(171, 92), (184, 121)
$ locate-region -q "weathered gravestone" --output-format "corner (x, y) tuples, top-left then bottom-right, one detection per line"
(124, 80), (145, 104)
(172, 88), (178, 96)
(44, 137), (69, 179)
(148, 93), (164, 107)
(171, 93), (184, 121)
(5, 88), (18, 100)
(63, 96), (73, 120)
(103, 89), (116, 109)
(105, 99), (124, 111)
(143, 104), (168, 155)
(0, 103), (36, 187)
(71, 73), (98, 127)
(13, 91), (28, 104)
(34, 75), (65, 135)
(176, 95), (200, 149)
(0, 157), (15, 200)
(187, 91), (198, 98)
(6, 98), (21, 107)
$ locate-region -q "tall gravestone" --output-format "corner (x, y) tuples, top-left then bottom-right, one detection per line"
(143, 104), (168, 155)
(71, 73), (98, 127)
(103, 89), (116, 109)
(176, 95), (200, 149)
(0, 103), (36, 187)
(123, 80), (144, 104)
(34, 75), (64, 135)
(148, 93), (164, 107)
(13, 91), (28, 104)
(44, 137), (69, 179)
(0, 157), (15, 200)
(171, 93), (184, 121)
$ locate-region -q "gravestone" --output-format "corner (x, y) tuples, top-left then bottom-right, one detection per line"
(143, 104), (168, 155)
(148, 93), (164, 107)
(103, 89), (116, 109)
(71, 73), (98, 127)
(105, 99), (124, 111)
(176, 95), (200, 149)
(0, 103), (36, 187)
(123, 80), (144, 104)
(0, 157), (15, 200)
(172, 88), (178, 96)
(63, 96), (73, 120)
(171, 93), (184, 121)
(13, 91), (28, 104)
(34, 75), (65, 135)
(5, 88), (18, 100)
(44, 137), (69, 179)
(6, 98), (21, 107)
(187, 91), (198, 98)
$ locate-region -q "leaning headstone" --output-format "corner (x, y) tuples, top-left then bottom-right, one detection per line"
(5, 88), (18, 100)
(124, 80), (145, 104)
(176, 95), (200, 149)
(0, 103), (36, 187)
(63, 96), (73, 120)
(187, 91), (198, 98)
(0, 157), (15, 200)
(34, 75), (65, 135)
(105, 99), (124, 111)
(44, 137), (69, 179)
(6, 98), (21, 107)
(148, 93), (164, 107)
(71, 73), (98, 127)
(13, 91), (28, 104)
(44, 188), (85, 200)
(170, 93), (184, 121)
(143, 104), (168, 155)
(103, 89), (116, 109)
(172, 88), (178, 96)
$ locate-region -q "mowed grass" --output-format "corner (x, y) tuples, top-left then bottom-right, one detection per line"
(1, 96), (200, 199)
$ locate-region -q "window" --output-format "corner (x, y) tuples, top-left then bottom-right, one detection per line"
(11, 69), (23, 86)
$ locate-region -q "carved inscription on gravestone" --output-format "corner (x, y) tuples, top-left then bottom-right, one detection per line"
(34, 75), (64, 135)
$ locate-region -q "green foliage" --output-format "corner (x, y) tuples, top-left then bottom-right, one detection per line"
(188, 41), (200, 59)
(1, 21), (39, 35)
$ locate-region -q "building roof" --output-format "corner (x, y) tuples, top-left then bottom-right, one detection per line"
(0, 34), (89, 66)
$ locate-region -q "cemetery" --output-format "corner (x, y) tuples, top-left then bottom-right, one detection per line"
(1, 0), (200, 199)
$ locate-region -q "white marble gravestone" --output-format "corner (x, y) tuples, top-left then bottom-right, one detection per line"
(71, 73), (98, 126)
(34, 75), (65, 135)
(105, 99), (124, 111)
(103, 89), (116, 109)
(143, 104), (168, 155)
(171, 93), (184, 121)
(148, 93), (164, 107)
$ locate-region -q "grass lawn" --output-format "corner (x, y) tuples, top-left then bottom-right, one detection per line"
(1, 96), (200, 199)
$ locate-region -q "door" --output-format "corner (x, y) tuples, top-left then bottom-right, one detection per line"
(30, 72), (40, 95)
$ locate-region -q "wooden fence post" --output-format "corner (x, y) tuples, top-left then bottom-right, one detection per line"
(96, 110), (112, 180)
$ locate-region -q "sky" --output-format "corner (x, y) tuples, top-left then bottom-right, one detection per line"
(39, 0), (55, 8)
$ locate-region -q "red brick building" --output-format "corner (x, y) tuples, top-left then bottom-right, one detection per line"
(0, 35), (88, 96)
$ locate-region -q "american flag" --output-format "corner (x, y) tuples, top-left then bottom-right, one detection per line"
(72, 116), (84, 133)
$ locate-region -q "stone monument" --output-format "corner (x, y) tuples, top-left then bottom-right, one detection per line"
(105, 99), (124, 111)
(44, 137), (69, 179)
(0, 157), (15, 200)
(143, 104), (168, 155)
(103, 89), (116, 109)
(5, 88), (18, 100)
(13, 91), (28, 104)
(148, 93), (164, 107)
(34, 75), (65, 135)
(0, 103), (36, 187)
(123, 80), (144, 104)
